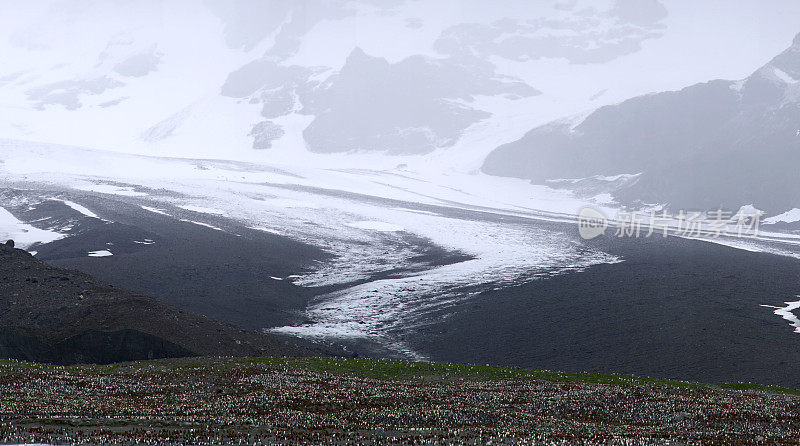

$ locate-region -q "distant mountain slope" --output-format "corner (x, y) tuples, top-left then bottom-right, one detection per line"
(0, 0), (692, 163)
(483, 33), (800, 214)
(0, 241), (324, 364)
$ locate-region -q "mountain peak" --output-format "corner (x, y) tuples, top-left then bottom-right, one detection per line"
(347, 46), (370, 61)
(762, 32), (800, 81)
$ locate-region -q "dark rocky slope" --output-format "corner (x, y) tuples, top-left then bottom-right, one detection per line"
(0, 241), (324, 364)
(483, 32), (800, 213)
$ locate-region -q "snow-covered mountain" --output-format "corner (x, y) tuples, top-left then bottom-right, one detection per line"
(484, 32), (800, 215)
(2, 0), (798, 172)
